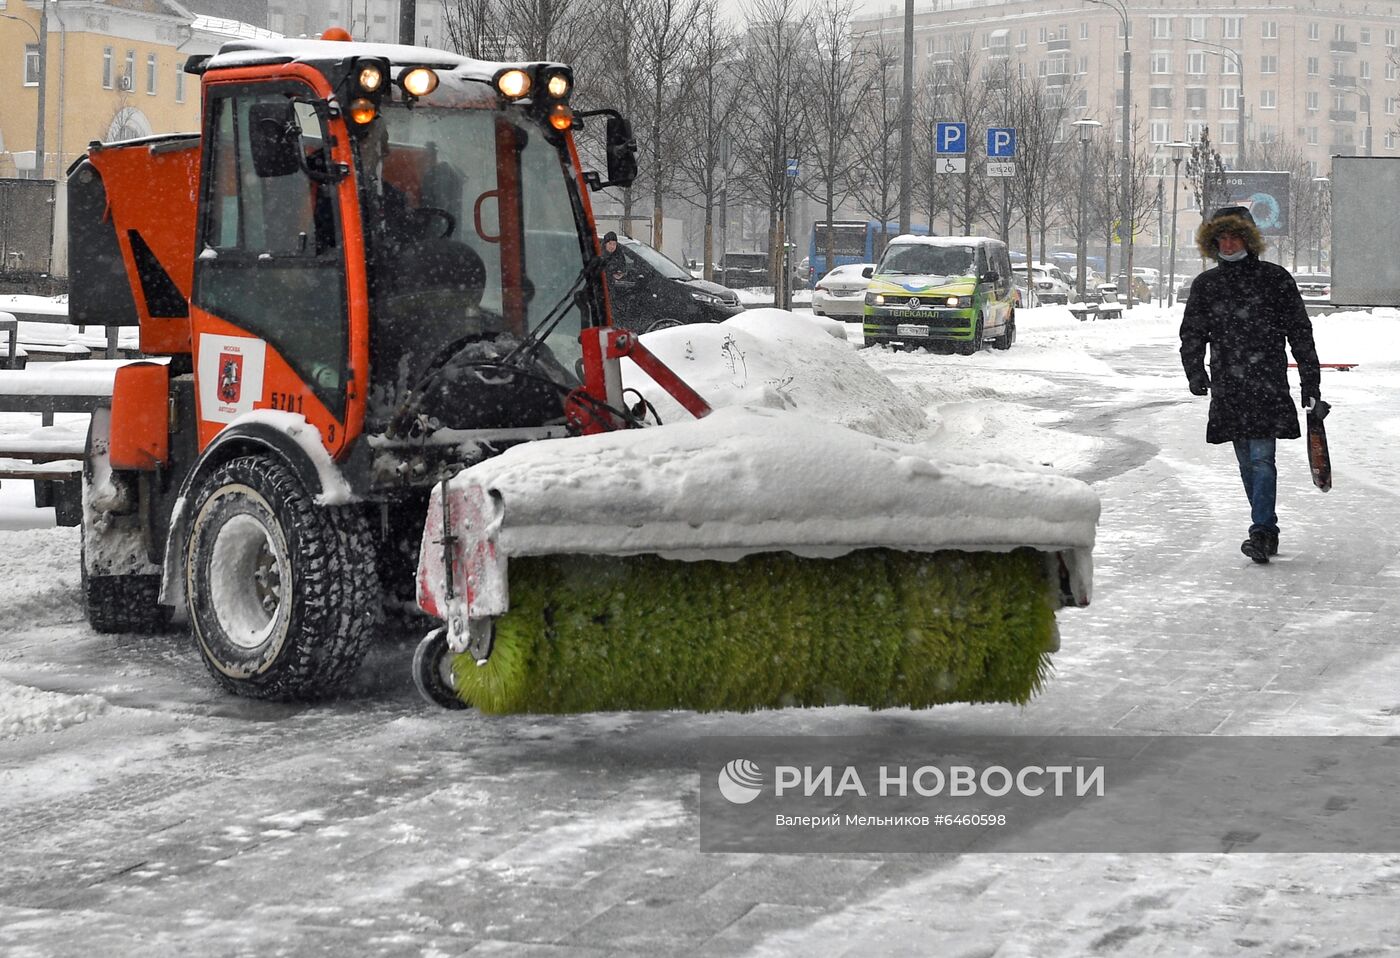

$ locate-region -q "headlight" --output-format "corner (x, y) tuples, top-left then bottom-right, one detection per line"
(945, 296), (962, 307)
(546, 72), (571, 98)
(496, 69), (531, 98)
(690, 290), (724, 306)
(357, 63), (385, 93)
(401, 67), (439, 97)
(865, 291), (885, 306)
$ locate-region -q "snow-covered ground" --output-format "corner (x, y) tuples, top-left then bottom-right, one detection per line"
(3, 300), (1400, 955)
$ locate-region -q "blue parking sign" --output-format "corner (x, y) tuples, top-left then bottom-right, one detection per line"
(987, 128), (1016, 157)
(936, 122), (967, 155)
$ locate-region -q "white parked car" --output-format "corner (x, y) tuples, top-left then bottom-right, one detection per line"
(1025, 263), (1072, 305)
(811, 263), (875, 318)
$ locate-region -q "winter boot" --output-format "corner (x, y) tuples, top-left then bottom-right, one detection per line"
(1265, 532), (1279, 557)
(1241, 532), (1270, 564)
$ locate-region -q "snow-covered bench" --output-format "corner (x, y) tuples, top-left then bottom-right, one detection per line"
(0, 430), (87, 526)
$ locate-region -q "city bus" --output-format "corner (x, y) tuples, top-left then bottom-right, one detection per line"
(807, 220), (931, 286)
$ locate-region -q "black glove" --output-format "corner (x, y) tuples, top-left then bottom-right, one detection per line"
(1188, 378), (1209, 396)
(1301, 385), (1320, 409)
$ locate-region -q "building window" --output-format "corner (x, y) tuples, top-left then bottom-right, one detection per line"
(1150, 87), (1173, 108)
(1334, 24), (1346, 42)
(1222, 17), (1241, 40)
(102, 47), (113, 89)
(1151, 16), (1171, 40)
(1151, 52), (1171, 74)
(1307, 57), (1320, 77)
(1223, 87), (1240, 109)
(1079, 23), (1087, 40)
(1309, 22), (1320, 41)
(1261, 55), (1277, 74)
(1217, 123), (1236, 145)
(1388, 62), (1400, 81)
(1077, 55), (1088, 75)
(1186, 88), (1207, 110)
(1308, 127), (1319, 146)
(1362, 62), (1372, 81)
(1187, 120), (1208, 142)
(1259, 125), (1277, 144)
(1386, 131), (1396, 149)
(1307, 91), (1320, 111)
(1262, 21), (1277, 39)
(1385, 96), (1396, 115)
(1038, 26), (1048, 43)
(1187, 51), (1205, 75)
(1019, 29), (1027, 46)
(1387, 28), (1397, 47)
(123, 50), (135, 90)
(1260, 89), (1277, 109)
(1221, 56), (1239, 76)
(1188, 17), (1207, 40)
(23, 44), (38, 85)
(146, 53), (157, 94)
(1361, 27), (1372, 45)
(1150, 120), (1171, 144)
(176, 68), (185, 103)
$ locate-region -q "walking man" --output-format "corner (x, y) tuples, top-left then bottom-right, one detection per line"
(1180, 206), (1322, 564)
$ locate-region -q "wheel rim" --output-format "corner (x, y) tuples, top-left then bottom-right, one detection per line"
(207, 511), (289, 650)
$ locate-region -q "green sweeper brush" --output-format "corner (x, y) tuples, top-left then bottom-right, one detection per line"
(411, 406), (1098, 714)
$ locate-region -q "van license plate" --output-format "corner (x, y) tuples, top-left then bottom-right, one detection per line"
(896, 324), (930, 337)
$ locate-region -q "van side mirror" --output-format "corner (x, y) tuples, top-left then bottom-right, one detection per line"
(248, 101), (303, 178)
(861, 266), (873, 279)
(983, 270), (999, 284)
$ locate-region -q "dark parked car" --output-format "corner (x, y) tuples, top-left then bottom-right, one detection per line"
(719, 251), (771, 289)
(605, 236), (745, 333)
(1294, 273), (1333, 315)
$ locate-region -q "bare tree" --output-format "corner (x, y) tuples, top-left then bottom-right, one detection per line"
(802, 0), (874, 272)
(1249, 137), (1314, 268)
(671, 0), (742, 278)
(847, 39), (902, 255)
(633, 0), (697, 251)
(1008, 71), (1079, 288)
(442, 0), (509, 59)
(1184, 127), (1228, 226)
(730, 0), (812, 289)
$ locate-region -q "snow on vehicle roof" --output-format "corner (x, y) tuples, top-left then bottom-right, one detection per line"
(205, 36), (545, 85)
(883, 235), (995, 247)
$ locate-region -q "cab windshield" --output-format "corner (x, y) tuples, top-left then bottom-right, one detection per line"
(358, 103), (589, 418)
(878, 244), (974, 277)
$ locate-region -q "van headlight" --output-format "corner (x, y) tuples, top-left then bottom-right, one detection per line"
(945, 296), (963, 307)
(865, 291), (885, 306)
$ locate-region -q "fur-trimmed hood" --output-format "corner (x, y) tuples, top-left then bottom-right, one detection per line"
(1195, 206), (1266, 261)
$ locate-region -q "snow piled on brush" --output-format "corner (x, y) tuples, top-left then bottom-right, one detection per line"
(432, 308), (1098, 574)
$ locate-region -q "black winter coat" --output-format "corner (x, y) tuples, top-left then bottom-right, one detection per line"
(1180, 255), (1321, 444)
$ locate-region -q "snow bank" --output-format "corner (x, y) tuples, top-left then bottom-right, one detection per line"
(0, 679), (108, 740)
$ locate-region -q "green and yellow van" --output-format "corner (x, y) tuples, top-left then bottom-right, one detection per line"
(861, 236), (1017, 353)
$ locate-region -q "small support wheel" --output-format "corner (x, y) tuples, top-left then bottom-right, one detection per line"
(414, 627), (469, 710)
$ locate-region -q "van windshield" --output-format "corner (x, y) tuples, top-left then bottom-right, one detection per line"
(878, 243), (974, 277)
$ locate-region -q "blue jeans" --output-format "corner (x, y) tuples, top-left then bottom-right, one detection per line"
(1232, 438), (1279, 537)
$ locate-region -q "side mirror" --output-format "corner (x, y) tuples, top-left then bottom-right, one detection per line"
(861, 266), (873, 279)
(605, 115), (638, 189)
(248, 101), (303, 178)
(983, 270), (999, 284)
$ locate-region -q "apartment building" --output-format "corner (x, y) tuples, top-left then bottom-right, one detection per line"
(859, 0), (1400, 171)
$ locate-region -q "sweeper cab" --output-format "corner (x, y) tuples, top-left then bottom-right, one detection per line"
(65, 31), (722, 700)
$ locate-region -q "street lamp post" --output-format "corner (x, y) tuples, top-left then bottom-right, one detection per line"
(1073, 119), (1102, 302)
(1, 0), (47, 179)
(1166, 141), (1190, 307)
(1189, 40), (1245, 170)
(1086, 0), (1133, 307)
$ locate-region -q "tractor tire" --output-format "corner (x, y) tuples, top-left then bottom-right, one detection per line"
(80, 422), (173, 635)
(184, 455), (380, 701)
(82, 555), (171, 634)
